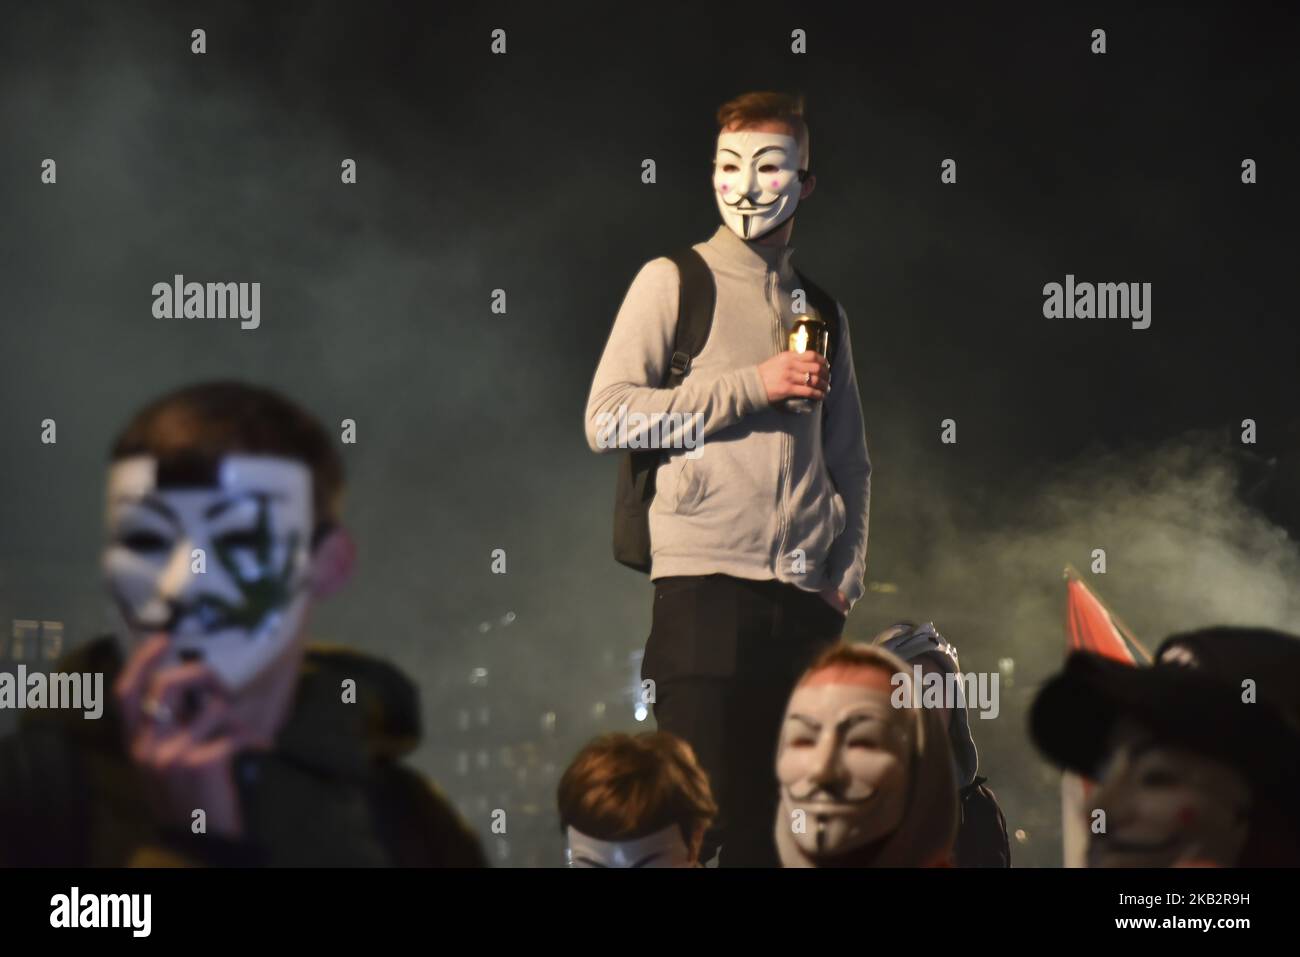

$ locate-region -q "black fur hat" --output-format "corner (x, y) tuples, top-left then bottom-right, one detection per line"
(1031, 626), (1300, 820)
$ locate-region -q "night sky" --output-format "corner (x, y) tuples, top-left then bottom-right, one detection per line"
(2, 2), (1297, 866)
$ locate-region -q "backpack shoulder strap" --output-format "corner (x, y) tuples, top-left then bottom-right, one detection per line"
(664, 247), (716, 387)
(792, 267), (840, 363)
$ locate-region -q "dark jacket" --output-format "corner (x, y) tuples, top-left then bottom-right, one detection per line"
(0, 636), (485, 867)
(955, 778), (1010, 868)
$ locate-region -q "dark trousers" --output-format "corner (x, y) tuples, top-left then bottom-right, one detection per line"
(642, 574), (846, 868)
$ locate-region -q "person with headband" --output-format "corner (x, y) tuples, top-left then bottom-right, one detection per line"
(557, 732), (718, 867)
(0, 381), (485, 867)
(873, 621), (1010, 867)
(773, 642), (957, 867)
(585, 90), (871, 867)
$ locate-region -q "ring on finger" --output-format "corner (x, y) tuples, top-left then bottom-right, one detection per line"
(804, 371), (812, 386)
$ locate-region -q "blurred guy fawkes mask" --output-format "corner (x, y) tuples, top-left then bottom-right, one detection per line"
(1088, 717), (1252, 868)
(565, 824), (693, 868)
(103, 453), (315, 692)
(712, 129), (805, 241)
(775, 675), (912, 864)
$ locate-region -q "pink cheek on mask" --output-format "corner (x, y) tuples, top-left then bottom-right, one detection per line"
(720, 185), (729, 193)
(772, 180), (780, 188)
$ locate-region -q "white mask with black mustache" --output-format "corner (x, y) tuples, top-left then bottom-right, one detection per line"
(712, 130), (805, 241)
(775, 681), (912, 864)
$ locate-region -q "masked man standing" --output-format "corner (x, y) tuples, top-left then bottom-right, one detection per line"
(0, 381), (485, 867)
(585, 92), (872, 866)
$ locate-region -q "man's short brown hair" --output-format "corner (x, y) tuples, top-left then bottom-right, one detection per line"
(716, 90), (809, 161)
(557, 732), (718, 843)
(110, 380), (344, 531)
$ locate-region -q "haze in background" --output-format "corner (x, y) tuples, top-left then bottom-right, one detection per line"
(1, 3), (1296, 865)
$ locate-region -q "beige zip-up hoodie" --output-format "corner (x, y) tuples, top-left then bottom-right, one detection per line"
(585, 225), (871, 608)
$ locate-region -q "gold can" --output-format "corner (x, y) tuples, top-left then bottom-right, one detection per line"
(788, 314), (830, 360)
(785, 314), (830, 415)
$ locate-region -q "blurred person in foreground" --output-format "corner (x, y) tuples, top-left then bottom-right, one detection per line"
(0, 381), (484, 866)
(1031, 625), (1300, 867)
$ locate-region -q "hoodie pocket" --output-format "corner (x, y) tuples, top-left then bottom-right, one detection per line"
(830, 488), (847, 539)
(671, 452), (707, 515)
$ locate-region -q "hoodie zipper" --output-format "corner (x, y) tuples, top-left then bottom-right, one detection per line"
(769, 267), (791, 571)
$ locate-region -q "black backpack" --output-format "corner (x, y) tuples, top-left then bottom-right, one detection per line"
(612, 247), (840, 572)
(955, 778), (1011, 868)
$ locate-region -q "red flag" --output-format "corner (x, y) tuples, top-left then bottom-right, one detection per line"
(1059, 568), (1150, 865)
(1065, 572), (1143, 664)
